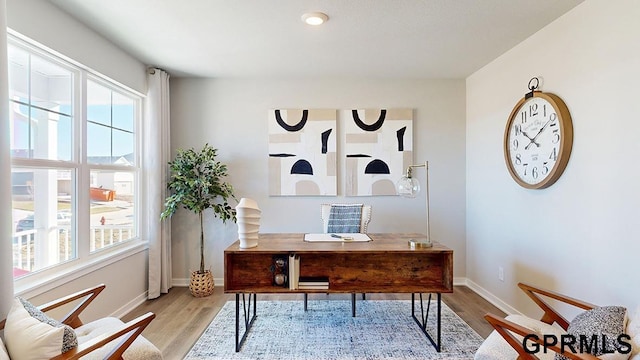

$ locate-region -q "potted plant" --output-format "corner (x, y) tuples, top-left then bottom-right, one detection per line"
(161, 143), (236, 297)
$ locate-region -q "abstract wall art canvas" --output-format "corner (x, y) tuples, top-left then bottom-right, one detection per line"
(343, 108), (413, 196)
(268, 109), (337, 196)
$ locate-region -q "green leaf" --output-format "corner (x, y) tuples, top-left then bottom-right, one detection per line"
(161, 144), (238, 267)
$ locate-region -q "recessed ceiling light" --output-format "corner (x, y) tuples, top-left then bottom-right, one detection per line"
(301, 12), (329, 26)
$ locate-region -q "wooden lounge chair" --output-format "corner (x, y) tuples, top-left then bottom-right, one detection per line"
(475, 282), (639, 360)
(0, 284), (161, 359)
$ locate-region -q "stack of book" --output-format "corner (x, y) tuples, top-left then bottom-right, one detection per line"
(297, 276), (329, 290)
(287, 253), (330, 290)
(288, 254), (300, 290)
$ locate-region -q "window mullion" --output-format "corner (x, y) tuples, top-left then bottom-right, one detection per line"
(27, 53), (32, 157)
(76, 71), (90, 258)
(110, 90), (114, 163)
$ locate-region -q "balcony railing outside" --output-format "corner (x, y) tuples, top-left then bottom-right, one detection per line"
(12, 225), (134, 275)
(13, 229), (37, 272)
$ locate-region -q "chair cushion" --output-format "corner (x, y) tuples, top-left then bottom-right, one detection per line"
(327, 204), (363, 233)
(321, 204), (372, 233)
(556, 306), (629, 360)
(474, 314), (566, 360)
(628, 306), (640, 357)
(0, 337), (9, 360)
(4, 297), (77, 360)
(75, 317), (162, 360)
(18, 297), (78, 353)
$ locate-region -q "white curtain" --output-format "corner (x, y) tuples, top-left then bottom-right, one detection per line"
(1, 0), (16, 317)
(145, 68), (172, 299)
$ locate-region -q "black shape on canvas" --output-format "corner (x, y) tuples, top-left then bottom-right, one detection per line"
(270, 153), (296, 157)
(321, 129), (332, 154)
(291, 159), (313, 175)
(346, 154), (372, 158)
(396, 126), (406, 151)
(275, 109), (308, 132)
(364, 159), (390, 174)
(352, 109), (386, 132)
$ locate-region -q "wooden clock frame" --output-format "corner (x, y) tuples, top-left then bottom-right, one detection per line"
(503, 91), (574, 189)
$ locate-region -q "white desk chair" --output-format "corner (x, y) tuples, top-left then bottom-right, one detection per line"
(321, 203), (372, 233)
(303, 204), (372, 313)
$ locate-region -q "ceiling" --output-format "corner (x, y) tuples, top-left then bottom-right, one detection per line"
(48, 0), (583, 79)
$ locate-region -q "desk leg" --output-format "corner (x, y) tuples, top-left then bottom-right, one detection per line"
(351, 293), (356, 317)
(411, 292), (441, 352)
(235, 293), (257, 352)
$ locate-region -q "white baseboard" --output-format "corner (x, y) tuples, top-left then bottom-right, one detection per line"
(453, 277), (466, 286)
(172, 277), (189, 287)
(112, 290), (149, 318)
(171, 277), (225, 287)
(464, 278), (521, 316)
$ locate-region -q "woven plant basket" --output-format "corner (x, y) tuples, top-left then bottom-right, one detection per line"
(189, 270), (215, 297)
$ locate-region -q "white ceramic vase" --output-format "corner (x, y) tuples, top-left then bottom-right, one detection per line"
(235, 198), (261, 248)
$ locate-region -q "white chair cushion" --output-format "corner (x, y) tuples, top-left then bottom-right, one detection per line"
(75, 317), (162, 360)
(627, 305), (640, 357)
(0, 338), (9, 360)
(4, 298), (71, 360)
(474, 314), (566, 360)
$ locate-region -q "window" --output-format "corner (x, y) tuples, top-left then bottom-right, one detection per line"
(8, 37), (142, 279)
(86, 79), (137, 253)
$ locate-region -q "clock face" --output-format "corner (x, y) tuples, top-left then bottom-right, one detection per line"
(504, 92), (573, 189)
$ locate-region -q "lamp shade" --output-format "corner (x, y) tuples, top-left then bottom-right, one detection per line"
(396, 161), (432, 247)
(396, 175), (420, 198)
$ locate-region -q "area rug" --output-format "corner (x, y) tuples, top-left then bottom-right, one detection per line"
(185, 300), (484, 359)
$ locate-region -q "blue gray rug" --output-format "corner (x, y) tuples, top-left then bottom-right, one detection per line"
(185, 300), (483, 359)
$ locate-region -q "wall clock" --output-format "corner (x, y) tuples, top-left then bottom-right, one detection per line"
(504, 78), (573, 189)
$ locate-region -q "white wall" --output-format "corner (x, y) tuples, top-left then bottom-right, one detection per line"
(169, 78), (467, 284)
(6, 0), (149, 319)
(24, 251), (148, 321)
(466, 0), (640, 317)
(6, 0), (146, 94)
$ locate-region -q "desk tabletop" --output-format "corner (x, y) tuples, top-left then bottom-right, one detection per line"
(224, 233), (452, 254)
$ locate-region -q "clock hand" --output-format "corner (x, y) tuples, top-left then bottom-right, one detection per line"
(524, 119), (554, 150)
(530, 119), (553, 142)
(522, 131), (540, 150)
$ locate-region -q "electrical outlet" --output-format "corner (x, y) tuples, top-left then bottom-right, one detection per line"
(498, 266), (504, 281)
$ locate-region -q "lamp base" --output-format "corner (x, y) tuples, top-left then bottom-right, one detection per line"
(408, 239), (433, 249)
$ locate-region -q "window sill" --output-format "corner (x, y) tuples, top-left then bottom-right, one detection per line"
(14, 240), (149, 298)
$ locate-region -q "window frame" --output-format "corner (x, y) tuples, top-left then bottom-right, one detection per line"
(8, 33), (147, 296)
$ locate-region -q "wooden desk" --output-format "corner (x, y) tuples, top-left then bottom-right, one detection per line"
(224, 233), (453, 352)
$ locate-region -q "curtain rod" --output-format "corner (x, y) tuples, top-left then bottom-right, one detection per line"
(147, 67), (167, 75)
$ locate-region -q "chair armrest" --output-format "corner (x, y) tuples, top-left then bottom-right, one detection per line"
(484, 313), (600, 360)
(40, 284), (106, 329)
(51, 312), (156, 360)
(518, 282), (597, 329)
(0, 284), (106, 331)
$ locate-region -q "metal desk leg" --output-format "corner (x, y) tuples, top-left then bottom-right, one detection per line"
(304, 293), (308, 311)
(235, 293), (257, 352)
(351, 293), (356, 317)
(411, 292), (441, 352)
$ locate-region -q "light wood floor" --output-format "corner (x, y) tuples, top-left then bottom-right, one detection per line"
(123, 286), (505, 359)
